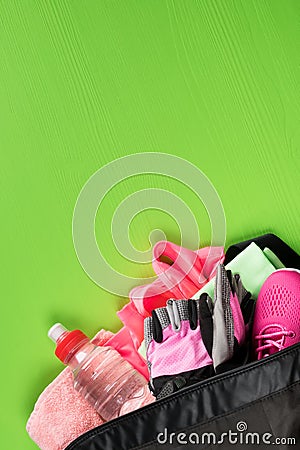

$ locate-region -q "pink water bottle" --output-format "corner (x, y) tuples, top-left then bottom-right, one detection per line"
(48, 323), (153, 421)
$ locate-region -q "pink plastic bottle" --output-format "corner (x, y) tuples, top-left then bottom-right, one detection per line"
(48, 323), (153, 421)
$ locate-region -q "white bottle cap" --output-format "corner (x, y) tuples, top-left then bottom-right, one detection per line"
(48, 323), (68, 343)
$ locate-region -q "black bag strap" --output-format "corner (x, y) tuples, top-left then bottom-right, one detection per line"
(224, 233), (300, 269)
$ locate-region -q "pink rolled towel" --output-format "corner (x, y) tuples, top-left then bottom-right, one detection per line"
(26, 329), (154, 450)
(27, 367), (104, 450)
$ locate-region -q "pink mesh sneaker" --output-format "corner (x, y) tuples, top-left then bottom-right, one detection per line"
(253, 269), (300, 360)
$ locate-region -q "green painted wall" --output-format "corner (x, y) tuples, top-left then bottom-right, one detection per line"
(1, 1), (299, 448)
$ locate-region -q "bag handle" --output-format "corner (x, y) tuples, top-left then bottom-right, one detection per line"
(224, 233), (300, 269)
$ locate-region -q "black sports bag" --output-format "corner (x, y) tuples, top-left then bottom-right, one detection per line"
(66, 235), (300, 450)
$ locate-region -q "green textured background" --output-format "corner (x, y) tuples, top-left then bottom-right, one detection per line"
(1, 1), (300, 448)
